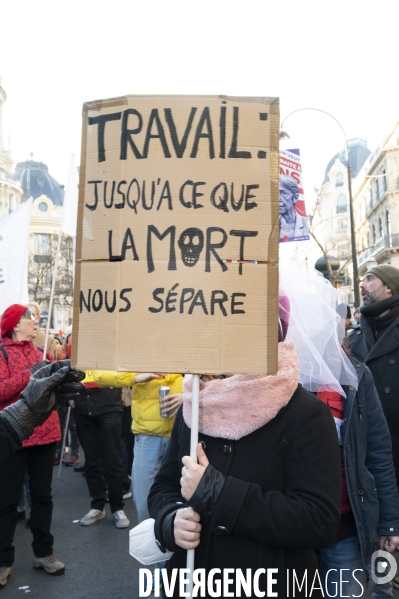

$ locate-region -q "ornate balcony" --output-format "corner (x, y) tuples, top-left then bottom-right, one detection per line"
(358, 233), (399, 267)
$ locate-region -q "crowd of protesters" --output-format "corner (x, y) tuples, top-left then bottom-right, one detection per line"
(1, 262), (399, 597)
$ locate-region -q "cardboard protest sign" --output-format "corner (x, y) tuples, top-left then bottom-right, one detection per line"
(73, 95), (279, 375)
(279, 148), (309, 243)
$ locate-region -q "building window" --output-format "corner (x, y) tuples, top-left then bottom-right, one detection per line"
(8, 195), (14, 214)
(337, 194), (347, 213)
(377, 178), (383, 199)
(372, 180), (378, 203)
(378, 217), (383, 238)
(336, 173), (344, 187)
(372, 224), (376, 246)
(386, 210), (391, 237)
(338, 218), (348, 230)
(380, 169), (387, 194)
(34, 234), (51, 255)
(338, 245), (350, 260)
(34, 234), (51, 263)
(39, 202), (48, 212)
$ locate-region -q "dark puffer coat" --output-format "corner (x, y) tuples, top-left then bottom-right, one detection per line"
(345, 312), (399, 488)
(148, 386), (341, 599)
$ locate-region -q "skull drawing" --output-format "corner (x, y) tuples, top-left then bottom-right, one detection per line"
(178, 228), (204, 267)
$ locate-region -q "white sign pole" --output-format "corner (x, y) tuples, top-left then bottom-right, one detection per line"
(42, 231), (62, 360)
(57, 405), (71, 480)
(186, 373), (200, 599)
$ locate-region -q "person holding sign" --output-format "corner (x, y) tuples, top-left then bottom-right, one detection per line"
(92, 371), (183, 590)
(147, 299), (341, 599)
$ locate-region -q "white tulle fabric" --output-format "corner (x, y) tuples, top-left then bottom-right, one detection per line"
(279, 257), (358, 396)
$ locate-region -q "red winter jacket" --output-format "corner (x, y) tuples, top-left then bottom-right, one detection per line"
(0, 337), (61, 447)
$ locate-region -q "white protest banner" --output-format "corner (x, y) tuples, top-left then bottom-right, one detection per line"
(0, 198), (32, 314)
(73, 95), (279, 375)
(60, 154), (79, 238)
(279, 148), (309, 243)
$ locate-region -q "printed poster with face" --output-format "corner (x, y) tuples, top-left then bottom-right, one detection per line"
(279, 148), (309, 243)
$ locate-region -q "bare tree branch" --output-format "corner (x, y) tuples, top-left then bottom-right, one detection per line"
(28, 233), (74, 317)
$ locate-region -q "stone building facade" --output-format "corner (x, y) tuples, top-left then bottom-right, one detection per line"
(353, 122), (399, 275)
(308, 138), (370, 303)
(308, 124), (399, 304)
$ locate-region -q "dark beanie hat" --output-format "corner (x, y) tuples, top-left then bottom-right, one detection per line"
(365, 265), (399, 296)
(1, 304), (27, 339)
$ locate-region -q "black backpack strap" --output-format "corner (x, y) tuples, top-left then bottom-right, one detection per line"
(0, 346), (8, 364)
(36, 347), (54, 363)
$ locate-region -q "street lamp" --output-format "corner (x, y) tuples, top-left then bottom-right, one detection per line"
(280, 107), (360, 307)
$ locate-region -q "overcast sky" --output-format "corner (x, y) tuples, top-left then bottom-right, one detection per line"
(1, 0), (398, 206)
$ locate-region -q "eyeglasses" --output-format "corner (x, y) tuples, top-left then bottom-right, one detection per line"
(20, 309), (36, 322)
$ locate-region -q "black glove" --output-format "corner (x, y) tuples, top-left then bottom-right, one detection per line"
(55, 369), (86, 404)
(30, 359), (50, 374)
(0, 361), (85, 441)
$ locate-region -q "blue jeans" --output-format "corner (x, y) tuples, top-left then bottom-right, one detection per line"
(132, 434), (170, 523)
(316, 535), (393, 598)
(316, 535), (365, 598)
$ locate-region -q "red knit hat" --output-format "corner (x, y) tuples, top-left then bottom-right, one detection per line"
(1, 304), (28, 339)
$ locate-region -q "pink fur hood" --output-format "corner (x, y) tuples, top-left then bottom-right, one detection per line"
(182, 341), (300, 440)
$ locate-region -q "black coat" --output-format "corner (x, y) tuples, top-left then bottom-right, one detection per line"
(148, 386), (341, 598)
(345, 313), (399, 487)
(74, 386), (123, 417)
(342, 359), (399, 574)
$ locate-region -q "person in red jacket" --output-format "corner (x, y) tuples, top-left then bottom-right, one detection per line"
(0, 304), (65, 590)
(0, 361), (85, 462)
